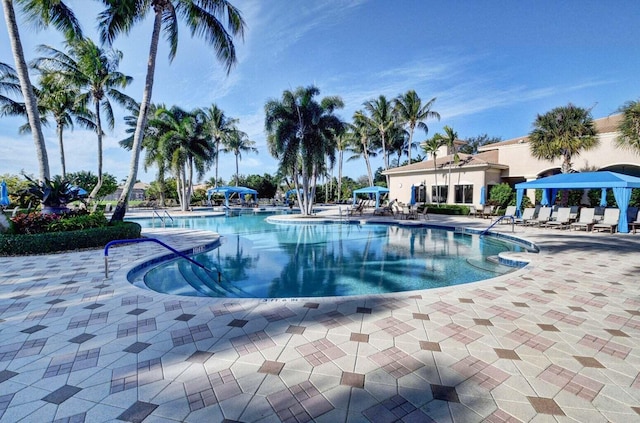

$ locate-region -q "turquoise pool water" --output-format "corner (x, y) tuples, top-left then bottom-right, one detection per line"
(130, 213), (528, 298)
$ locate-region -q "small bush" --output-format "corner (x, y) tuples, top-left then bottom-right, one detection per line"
(0, 221), (141, 256)
(423, 204), (469, 215)
(9, 210), (107, 235)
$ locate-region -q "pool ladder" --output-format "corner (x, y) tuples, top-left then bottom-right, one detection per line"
(152, 210), (174, 227)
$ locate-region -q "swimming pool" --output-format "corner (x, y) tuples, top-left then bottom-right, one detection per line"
(129, 213), (532, 298)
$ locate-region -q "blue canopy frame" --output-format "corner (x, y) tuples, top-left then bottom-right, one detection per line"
(515, 171), (640, 233)
(352, 186), (390, 209)
(206, 186), (258, 207)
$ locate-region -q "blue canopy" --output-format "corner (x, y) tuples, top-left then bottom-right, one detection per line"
(206, 186), (258, 207)
(0, 180), (9, 207)
(285, 188), (304, 200)
(353, 186), (390, 208)
(409, 185), (416, 206)
(515, 171), (640, 233)
(479, 186), (486, 206)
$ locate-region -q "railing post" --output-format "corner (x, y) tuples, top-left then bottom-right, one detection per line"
(105, 256), (109, 278)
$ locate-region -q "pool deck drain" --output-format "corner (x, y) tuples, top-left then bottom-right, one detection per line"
(0, 213), (639, 422)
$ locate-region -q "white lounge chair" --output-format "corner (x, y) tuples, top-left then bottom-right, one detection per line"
(524, 207), (552, 226)
(500, 206), (517, 224)
(629, 209), (640, 234)
(570, 208), (595, 231)
(514, 207), (535, 225)
(542, 207), (571, 229)
(592, 208), (620, 233)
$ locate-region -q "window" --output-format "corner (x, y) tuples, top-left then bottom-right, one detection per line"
(416, 185), (427, 203)
(455, 184), (473, 204)
(432, 185), (448, 203)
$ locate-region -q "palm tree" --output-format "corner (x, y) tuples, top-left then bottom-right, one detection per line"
(422, 136), (443, 206)
(347, 112), (377, 187)
(265, 85), (344, 215)
(438, 125), (459, 204)
(363, 95), (395, 185)
(98, 0), (245, 221)
(529, 104), (598, 174)
(222, 128), (257, 186)
(154, 106), (214, 211)
(0, 61), (22, 112)
(34, 38), (135, 200)
(616, 100), (640, 155)
(335, 132), (348, 203)
(34, 72), (92, 178)
(2, 0), (82, 181)
(202, 104), (237, 188)
(394, 90), (440, 165)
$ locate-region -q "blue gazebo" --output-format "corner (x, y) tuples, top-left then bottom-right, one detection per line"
(515, 171), (640, 233)
(206, 186), (258, 207)
(352, 186), (390, 209)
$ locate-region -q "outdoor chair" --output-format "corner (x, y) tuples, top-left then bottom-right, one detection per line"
(629, 209), (640, 234)
(514, 207), (535, 225)
(500, 206), (517, 224)
(480, 205), (493, 219)
(592, 208), (620, 233)
(570, 208), (596, 231)
(541, 207), (571, 229)
(419, 206), (429, 221)
(524, 207), (552, 226)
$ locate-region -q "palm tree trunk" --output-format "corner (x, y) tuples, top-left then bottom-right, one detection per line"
(433, 154), (439, 206)
(57, 123), (66, 178)
(407, 127), (414, 164)
(234, 152), (239, 186)
(214, 138), (219, 187)
(89, 101), (103, 200)
(111, 8), (161, 222)
(2, 0), (50, 181)
(337, 149), (343, 203)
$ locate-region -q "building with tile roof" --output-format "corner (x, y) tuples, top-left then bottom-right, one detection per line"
(383, 114), (640, 206)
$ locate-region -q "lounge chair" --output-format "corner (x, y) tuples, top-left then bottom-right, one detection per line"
(629, 209), (640, 234)
(514, 207), (535, 225)
(570, 208), (595, 231)
(347, 200), (364, 216)
(419, 206), (429, 221)
(592, 208), (620, 233)
(479, 205), (493, 219)
(500, 206), (517, 224)
(542, 207), (571, 229)
(524, 207), (552, 226)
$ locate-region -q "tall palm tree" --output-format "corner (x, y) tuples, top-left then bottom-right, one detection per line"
(529, 104), (598, 174)
(98, 0), (245, 221)
(265, 85), (343, 215)
(155, 106), (214, 211)
(394, 90), (440, 165)
(335, 132), (348, 203)
(222, 128), (257, 186)
(202, 104), (237, 188)
(616, 100), (640, 155)
(34, 72), (92, 178)
(2, 0), (82, 181)
(363, 95), (396, 186)
(347, 112), (377, 187)
(34, 38), (135, 200)
(437, 125), (459, 204)
(422, 136), (443, 206)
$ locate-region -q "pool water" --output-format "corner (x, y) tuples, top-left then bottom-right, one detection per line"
(130, 213), (527, 298)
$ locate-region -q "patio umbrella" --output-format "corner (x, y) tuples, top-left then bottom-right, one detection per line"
(409, 185), (416, 206)
(0, 181), (10, 207)
(479, 186), (486, 205)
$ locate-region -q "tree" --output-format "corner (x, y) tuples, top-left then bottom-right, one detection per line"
(433, 126), (459, 204)
(422, 135), (443, 206)
(265, 85), (344, 215)
(458, 134), (502, 155)
(0, 61), (22, 112)
(363, 95), (395, 186)
(2, 0), (82, 181)
(66, 170), (118, 199)
(347, 111), (377, 187)
(33, 38), (135, 200)
(222, 128), (257, 187)
(529, 104), (598, 174)
(203, 104), (236, 188)
(616, 100), (640, 155)
(99, 0), (245, 221)
(394, 90), (439, 164)
(32, 73), (90, 178)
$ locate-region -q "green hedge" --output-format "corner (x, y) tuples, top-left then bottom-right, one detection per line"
(0, 222), (141, 256)
(422, 204), (470, 215)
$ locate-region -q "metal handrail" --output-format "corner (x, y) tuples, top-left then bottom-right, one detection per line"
(152, 210), (173, 226)
(104, 238), (219, 279)
(480, 215), (515, 236)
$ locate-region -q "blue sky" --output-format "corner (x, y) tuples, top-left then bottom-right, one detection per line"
(2, 0), (639, 184)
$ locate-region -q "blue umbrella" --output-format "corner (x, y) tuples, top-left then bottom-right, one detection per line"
(409, 185), (416, 206)
(479, 186), (486, 205)
(0, 181), (10, 207)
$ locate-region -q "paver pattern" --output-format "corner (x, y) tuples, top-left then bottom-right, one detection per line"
(0, 217), (639, 422)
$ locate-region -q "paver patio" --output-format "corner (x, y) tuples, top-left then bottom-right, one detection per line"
(0, 213), (639, 422)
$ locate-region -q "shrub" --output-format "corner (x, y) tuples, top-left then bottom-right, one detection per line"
(423, 204), (469, 215)
(0, 221), (141, 256)
(10, 212), (61, 234)
(489, 183), (514, 208)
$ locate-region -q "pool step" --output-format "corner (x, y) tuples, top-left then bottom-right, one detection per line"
(466, 256), (511, 274)
(177, 260), (225, 297)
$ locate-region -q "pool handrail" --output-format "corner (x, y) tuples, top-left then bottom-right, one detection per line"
(104, 238), (217, 279)
(480, 215), (515, 236)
